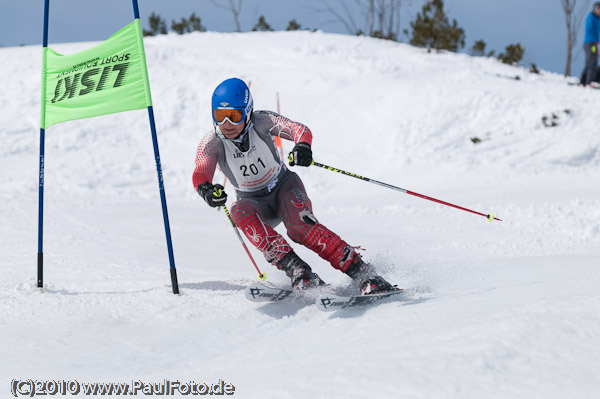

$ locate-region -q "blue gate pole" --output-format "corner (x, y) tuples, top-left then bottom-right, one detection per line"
(37, 0), (50, 292)
(132, 0), (180, 294)
(147, 106), (180, 295)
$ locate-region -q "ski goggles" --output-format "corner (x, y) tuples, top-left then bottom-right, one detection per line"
(212, 108), (246, 125)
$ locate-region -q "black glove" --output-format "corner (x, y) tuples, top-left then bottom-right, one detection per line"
(197, 182), (228, 208)
(288, 142), (313, 167)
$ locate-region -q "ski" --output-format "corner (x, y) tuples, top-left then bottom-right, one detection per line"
(315, 289), (404, 312)
(245, 282), (294, 303)
(245, 282), (405, 311)
(245, 282), (334, 304)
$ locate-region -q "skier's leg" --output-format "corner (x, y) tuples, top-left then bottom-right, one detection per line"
(230, 198), (291, 265)
(230, 198), (325, 289)
(584, 43), (596, 86)
(276, 172), (397, 294)
(276, 173), (363, 272)
(592, 46), (599, 85)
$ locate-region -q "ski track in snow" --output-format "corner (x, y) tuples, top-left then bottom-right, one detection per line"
(1, 31), (600, 398)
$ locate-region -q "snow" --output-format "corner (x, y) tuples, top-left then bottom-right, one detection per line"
(2, 30), (600, 398)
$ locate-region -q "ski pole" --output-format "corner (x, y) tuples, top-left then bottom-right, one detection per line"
(222, 204), (267, 281)
(310, 160), (501, 222)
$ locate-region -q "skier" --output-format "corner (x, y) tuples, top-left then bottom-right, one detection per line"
(192, 78), (397, 295)
(581, 2), (600, 86)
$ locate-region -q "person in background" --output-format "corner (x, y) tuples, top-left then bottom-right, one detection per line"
(581, 2), (600, 86)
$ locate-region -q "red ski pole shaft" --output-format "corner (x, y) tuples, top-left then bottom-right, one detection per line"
(222, 204), (267, 281)
(311, 161), (501, 222)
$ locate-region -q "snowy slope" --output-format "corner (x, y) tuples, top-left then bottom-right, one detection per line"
(1, 30), (600, 398)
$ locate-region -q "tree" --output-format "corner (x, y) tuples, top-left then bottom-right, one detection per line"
(319, 0), (404, 41)
(189, 13), (206, 32)
(470, 39), (486, 56)
(252, 15), (273, 32)
(470, 39), (495, 57)
(172, 17), (190, 34)
(498, 43), (525, 65)
(143, 12), (167, 36)
(172, 13), (206, 34)
(210, 0), (243, 32)
(286, 19), (302, 31)
(409, 0), (465, 52)
(561, 0), (588, 76)
(319, 1), (362, 36)
(371, 0), (403, 40)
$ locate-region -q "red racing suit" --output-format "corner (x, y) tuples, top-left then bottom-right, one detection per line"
(192, 111), (361, 272)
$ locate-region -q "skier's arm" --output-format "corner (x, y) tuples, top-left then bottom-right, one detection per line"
(265, 112), (313, 146)
(193, 134), (229, 207)
(262, 112), (314, 167)
(192, 133), (219, 191)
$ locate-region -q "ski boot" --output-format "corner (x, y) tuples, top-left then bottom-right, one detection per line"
(277, 251), (327, 291)
(358, 276), (398, 295)
(345, 256), (398, 295)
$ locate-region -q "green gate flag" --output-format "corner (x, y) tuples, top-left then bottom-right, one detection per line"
(41, 20), (151, 129)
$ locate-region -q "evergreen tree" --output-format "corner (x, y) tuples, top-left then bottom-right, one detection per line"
(172, 13), (206, 34)
(189, 13), (206, 32)
(498, 43), (525, 65)
(409, 0), (465, 52)
(143, 12), (167, 36)
(172, 17), (190, 34)
(252, 15), (273, 32)
(470, 39), (495, 57)
(470, 39), (486, 56)
(286, 19), (302, 31)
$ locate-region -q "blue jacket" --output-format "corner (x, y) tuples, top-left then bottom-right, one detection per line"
(585, 12), (600, 43)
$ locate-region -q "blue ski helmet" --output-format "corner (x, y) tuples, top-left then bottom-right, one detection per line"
(211, 78), (253, 126)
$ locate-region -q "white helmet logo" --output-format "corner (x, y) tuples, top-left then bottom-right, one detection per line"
(220, 102), (229, 106)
